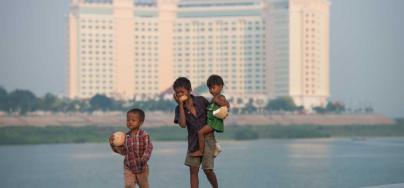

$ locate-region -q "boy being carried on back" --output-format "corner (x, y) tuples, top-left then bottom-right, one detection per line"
(190, 74), (229, 157)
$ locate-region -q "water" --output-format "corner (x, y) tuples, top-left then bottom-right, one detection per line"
(1, 138), (404, 188)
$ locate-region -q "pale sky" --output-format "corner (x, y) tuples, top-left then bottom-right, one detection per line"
(0, 0), (403, 117)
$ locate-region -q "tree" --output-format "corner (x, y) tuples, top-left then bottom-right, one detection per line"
(244, 98), (257, 114)
(39, 93), (63, 112)
(313, 106), (326, 114)
(7, 89), (38, 115)
(313, 101), (345, 114)
(61, 98), (90, 112)
(325, 101), (345, 113)
(266, 96), (297, 112)
(0, 87), (7, 111)
(89, 94), (115, 111)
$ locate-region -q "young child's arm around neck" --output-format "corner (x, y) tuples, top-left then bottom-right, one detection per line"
(212, 95), (230, 108)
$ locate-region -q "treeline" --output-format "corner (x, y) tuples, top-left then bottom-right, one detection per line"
(0, 87), (177, 115)
(1, 123), (404, 145)
(0, 86), (354, 115)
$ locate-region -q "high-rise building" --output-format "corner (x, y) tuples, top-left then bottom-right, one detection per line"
(68, 0), (330, 109)
(267, 0), (330, 108)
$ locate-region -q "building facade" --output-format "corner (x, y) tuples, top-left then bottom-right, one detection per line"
(68, 0), (330, 109)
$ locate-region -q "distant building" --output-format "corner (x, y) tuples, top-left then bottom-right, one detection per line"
(68, 0), (330, 109)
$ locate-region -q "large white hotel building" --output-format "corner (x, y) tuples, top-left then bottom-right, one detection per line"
(68, 0), (330, 108)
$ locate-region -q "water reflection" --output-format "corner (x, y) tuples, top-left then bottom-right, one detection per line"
(286, 139), (332, 188)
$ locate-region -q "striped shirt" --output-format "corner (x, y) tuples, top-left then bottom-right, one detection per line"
(123, 129), (153, 174)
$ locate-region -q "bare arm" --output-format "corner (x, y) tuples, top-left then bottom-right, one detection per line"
(212, 95), (230, 109)
(173, 94), (187, 128)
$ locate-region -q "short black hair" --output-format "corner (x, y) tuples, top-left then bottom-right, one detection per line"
(127, 108), (145, 122)
(173, 77), (192, 91)
(207, 74), (224, 88)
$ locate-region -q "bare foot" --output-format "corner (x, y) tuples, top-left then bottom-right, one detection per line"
(190, 151), (203, 157)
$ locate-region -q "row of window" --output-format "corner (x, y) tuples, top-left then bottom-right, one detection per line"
(80, 25), (113, 30)
(174, 46), (265, 51)
(81, 74), (113, 78)
(80, 68), (113, 72)
(135, 28), (158, 32)
(80, 92), (114, 97)
(135, 75), (159, 80)
(81, 85), (113, 89)
(134, 59), (159, 63)
(81, 39), (113, 43)
(175, 26), (265, 32)
(81, 57), (113, 61)
(134, 70), (158, 74)
(81, 51), (112, 56)
(81, 65), (113, 70)
(135, 22), (158, 26)
(81, 44), (113, 49)
(174, 40), (265, 45)
(81, 33), (113, 37)
(135, 35), (159, 39)
(174, 51), (266, 56)
(80, 19), (113, 24)
(174, 34), (265, 39)
(175, 20), (264, 27)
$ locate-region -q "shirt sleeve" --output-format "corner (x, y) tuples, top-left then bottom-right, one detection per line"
(140, 132), (153, 164)
(122, 131), (130, 155)
(174, 105), (179, 124)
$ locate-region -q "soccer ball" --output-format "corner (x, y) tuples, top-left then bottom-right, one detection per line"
(213, 106), (228, 119)
(111, 131), (126, 146)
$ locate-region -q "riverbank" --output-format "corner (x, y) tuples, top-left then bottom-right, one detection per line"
(1, 123), (404, 145)
(0, 112), (395, 127)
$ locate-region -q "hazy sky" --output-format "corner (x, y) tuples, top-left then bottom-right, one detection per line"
(0, 0), (403, 117)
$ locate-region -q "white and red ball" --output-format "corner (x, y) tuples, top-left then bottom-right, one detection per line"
(213, 106), (229, 119)
(111, 131), (126, 146)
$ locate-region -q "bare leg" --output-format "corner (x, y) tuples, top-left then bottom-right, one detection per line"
(124, 168), (136, 188)
(190, 166), (199, 188)
(136, 166), (149, 188)
(204, 169), (218, 188)
(190, 125), (214, 157)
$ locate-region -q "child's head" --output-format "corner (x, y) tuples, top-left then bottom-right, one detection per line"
(207, 74), (224, 96)
(126, 108), (145, 130)
(173, 77), (192, 99)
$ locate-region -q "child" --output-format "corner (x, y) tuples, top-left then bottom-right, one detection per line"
(173, 77), (219, 188)
(190, 74), (229, 157)
(109, 108), (153, 188)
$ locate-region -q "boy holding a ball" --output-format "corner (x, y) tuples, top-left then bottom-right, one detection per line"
(109, 108), (153, 188)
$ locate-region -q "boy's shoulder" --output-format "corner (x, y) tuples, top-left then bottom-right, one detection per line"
(139, 129), (150, 136)
(126, 129), (150, 137)
(193, 95), (208, 104)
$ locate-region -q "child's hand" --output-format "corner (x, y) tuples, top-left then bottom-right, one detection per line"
(173, 94), (187, 104)
(179, 95), (188, 102)
(212, 95), (223, 105)
(212, 95), (230, 108)
(173, 94), (180, 104)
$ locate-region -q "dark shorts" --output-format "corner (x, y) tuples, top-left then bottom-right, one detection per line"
(184, 133), (216, 169)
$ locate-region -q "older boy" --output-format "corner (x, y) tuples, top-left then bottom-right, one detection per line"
(173, 77), (219, 188)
